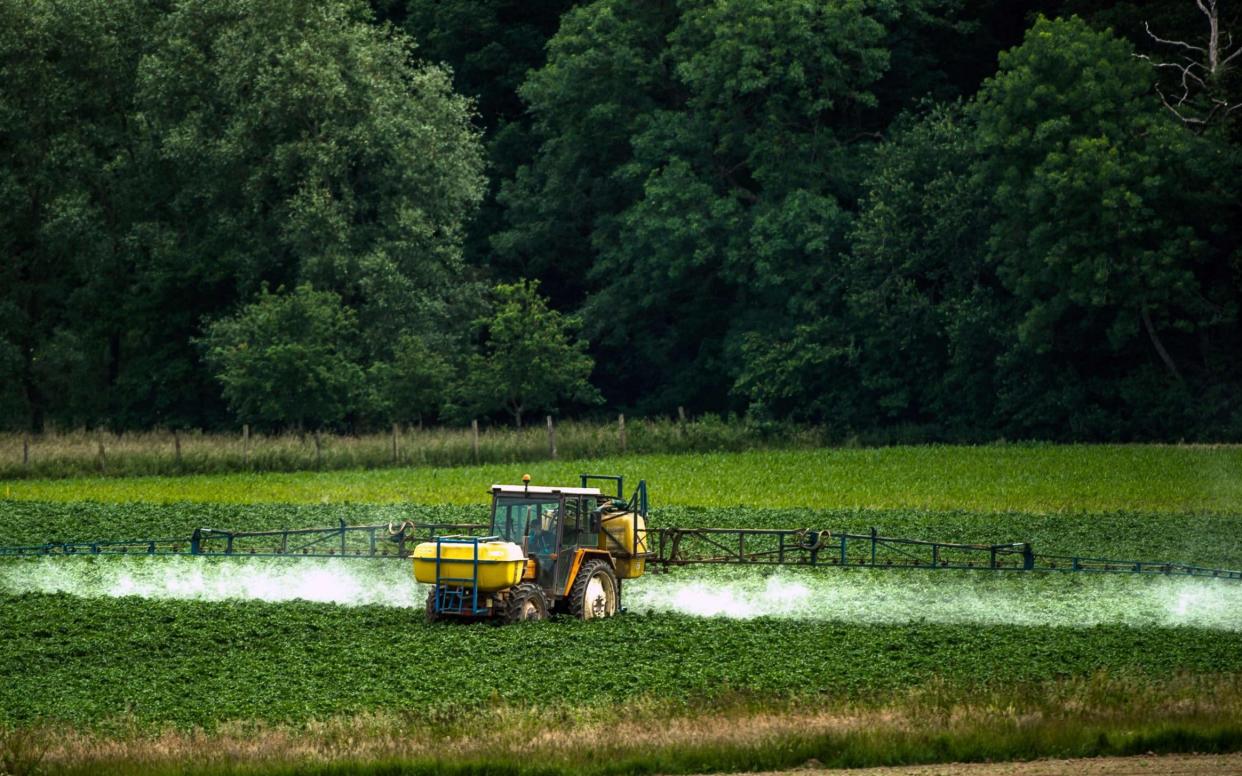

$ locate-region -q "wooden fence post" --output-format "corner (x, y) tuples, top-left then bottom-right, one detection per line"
(97, 432), (107, 474)
(392, 423), (400, 464)
(678, 406), (687, 438)
(313, 431), (322, 470)
(547, 415), (557, 459)
(242, 424), (250, 467)
(619, 414), (627, 454)
(471, 419), (480, 463)
(22, 433), (29, 469)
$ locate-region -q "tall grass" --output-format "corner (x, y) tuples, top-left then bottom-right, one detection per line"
(0, 417), (827, 480)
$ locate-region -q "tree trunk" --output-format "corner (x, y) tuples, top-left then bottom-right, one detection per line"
(1141, 306), (1182, 381)
(107, 333), (121, 387)
(21, 345), (43, 433)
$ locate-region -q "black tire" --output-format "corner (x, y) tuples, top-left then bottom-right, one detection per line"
(503, 583), (550, 624)
(568, 559), (619, 620)
(425, 588), (442, 624)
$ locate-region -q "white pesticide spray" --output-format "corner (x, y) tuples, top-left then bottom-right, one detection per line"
(1, 557), (1240, 630)
(0, 556), (421, 608)
(623, 567), (1242, 630)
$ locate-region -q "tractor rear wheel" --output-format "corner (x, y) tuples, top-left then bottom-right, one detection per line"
(568, 559), (619, 620)
(503, 583), (550, 623)
(425, 588), (441, 623)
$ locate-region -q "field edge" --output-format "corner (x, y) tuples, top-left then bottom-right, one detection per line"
(11, 673), (1242, 776)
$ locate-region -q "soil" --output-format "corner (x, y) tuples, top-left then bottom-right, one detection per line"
(760, 753), (1242, 775)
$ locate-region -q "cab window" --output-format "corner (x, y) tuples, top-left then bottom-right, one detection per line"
(492, 497), (560, 554)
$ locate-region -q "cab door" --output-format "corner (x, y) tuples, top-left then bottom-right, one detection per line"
(524, 496), (563, 592)
(553, 495), (593, 594)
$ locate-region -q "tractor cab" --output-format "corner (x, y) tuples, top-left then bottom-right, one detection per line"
(490, 480), (611, 595)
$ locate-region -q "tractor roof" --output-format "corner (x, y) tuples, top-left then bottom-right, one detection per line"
(491, 484), (603, 497)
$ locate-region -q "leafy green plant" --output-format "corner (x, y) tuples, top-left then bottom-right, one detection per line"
(3, 445), (1239, 515)
(2, 592), (1241, 730)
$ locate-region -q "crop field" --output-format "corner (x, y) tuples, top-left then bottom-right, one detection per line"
(5, 444), (1241, 512)
(1, 445), (1241, 775)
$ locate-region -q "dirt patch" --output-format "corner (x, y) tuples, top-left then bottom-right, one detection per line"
(760, 753), (1242, 775)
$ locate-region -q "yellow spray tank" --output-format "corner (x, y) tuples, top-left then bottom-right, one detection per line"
(599, 504), (647, 578)
(412, 538), (526, 592)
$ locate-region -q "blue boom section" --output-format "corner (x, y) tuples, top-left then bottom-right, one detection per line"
(651, 527), (1242, 581)
(0, 520), (488, 559)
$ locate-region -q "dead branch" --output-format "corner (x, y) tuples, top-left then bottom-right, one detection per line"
(1137, 0), (1242, 128)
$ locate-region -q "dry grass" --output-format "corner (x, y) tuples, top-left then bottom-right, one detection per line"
(19, 673), (1242, 774)
(0, 418), (824, 479)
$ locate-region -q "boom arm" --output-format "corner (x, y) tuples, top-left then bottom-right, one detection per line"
(1, 521), (1238, 581)
(649, 527), (1242, 580)
(0, 520), (488, 559)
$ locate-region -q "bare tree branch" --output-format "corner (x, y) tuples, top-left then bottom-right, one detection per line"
(1138, 1), (1242, 129)
(1144, 21), (1206, 55)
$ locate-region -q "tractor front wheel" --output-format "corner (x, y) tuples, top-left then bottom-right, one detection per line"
(569, 559), (619, 620)
(503, 583), (550, 623)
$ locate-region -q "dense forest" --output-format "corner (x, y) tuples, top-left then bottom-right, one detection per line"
(2, 0), (1240, 440)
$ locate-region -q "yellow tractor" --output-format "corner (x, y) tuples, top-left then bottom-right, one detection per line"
(412, 474), (649, 622)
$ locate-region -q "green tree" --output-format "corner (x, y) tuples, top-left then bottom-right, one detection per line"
(738, 103), (1004, 435)
(461, 281), (601, 427)
(972, 15), (1238, 437)
(0, 0), (156, 430)
(373, 0), (576, 282)
(0, 0), (484, 432)
(131, 0), (484, 424)
(738, 16), (1242, 441)
(497, 0), (979, 415)
(367, 334), (455, 426)
(200, 286), (364, 432)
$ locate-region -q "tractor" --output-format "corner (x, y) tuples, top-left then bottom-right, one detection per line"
(413, 474), (649, 622)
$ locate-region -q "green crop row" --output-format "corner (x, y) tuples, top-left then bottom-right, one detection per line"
(2, 591), (1240, 730)
(3, 500), (1240, 568)
(4, 444), (1239, 513)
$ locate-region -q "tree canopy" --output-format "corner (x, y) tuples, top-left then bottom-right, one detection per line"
(200, 285), (364, 432)
(3, 0), (1241, 440)
(460, 281), (601, 428)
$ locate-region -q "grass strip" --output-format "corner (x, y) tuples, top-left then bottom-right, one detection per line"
(10, 674), (1242, 775)
(0, 420), (827, 481)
